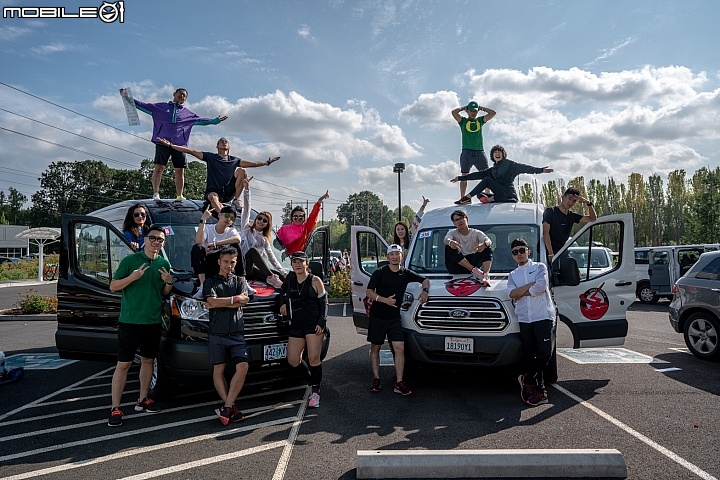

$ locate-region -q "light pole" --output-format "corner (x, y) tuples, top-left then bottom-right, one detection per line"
(393, 163), (405, 222)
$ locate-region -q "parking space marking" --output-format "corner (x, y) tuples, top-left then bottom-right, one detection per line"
(0, 402), (135, 428)
(117, 441), (287, 480)
(4, 354), (77, 370)
(36, 390), (140, 407)
(272, 387), (311, 480)
(654, 367), (683, 373)
(553, 383), (718, 480)
(627, 334), (685, 346)
(0, 416), (298, 480)
(557, 347), (669, 364)
(67, 379), (137, 392)
(669, 347), (692, 355)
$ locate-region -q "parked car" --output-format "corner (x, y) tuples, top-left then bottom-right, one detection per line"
(669, 250), (720, 360)
(565, 246), (614, 280)
(0, 256), (20, 265)
(56, 198), (331, 398)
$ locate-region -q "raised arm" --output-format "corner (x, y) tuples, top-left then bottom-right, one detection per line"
(451, 106), (466, 123)
(239, 156), (281, 168)
(240, 178), (251, 228)
(156, 138), (203, 160)
(196, 208), (212, 245)
(410, 196), (430, 235)
(478, 105), (496, 122)
(575, 195), (597, 223)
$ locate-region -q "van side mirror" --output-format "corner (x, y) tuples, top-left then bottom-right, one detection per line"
(554, 257), (580, 287)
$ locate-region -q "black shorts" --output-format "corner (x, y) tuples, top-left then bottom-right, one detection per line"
(207, 333), (249, 365)
(289, 322), (319, 338)
(459, 149), (488, 173)
(154, 143), (187, 168)
(205, 181), (236, 204)
(117, 322), (161, 363)
(367, 316), (404, 345)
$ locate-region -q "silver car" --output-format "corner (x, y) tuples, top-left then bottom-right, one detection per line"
(669, 250), (720, 360)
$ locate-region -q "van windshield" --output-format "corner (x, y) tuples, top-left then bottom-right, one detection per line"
(408, 224), (541, 274)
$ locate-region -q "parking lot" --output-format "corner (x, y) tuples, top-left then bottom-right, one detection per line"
(1, 301), (719, 480)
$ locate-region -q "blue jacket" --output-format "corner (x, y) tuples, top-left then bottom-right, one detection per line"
(134, 100), (221, 146)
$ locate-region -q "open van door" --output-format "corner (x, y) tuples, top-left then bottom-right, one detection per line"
(57, 214), (135, 361)
(552, 214), (635, 348)
(305, 225), (330, 285)
(648, 248), (672, 294)
(350, 225), (389, 335)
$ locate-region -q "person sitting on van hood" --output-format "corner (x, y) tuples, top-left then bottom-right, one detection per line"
(443, 209), (493, 287)
(277, 191), (329, 255)
(450, 145), (553, 205)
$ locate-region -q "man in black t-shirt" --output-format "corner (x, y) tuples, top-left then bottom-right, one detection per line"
(542, 187), (597, 262)
(157, 137), (280, 213)
(365, 244), (429, 396)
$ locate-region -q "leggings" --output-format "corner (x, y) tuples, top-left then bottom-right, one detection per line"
(467, 177), (517, 202)
(191, 242), (245, 277)
(244, 247), (275, 281)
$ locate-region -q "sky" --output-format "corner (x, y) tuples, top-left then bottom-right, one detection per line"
(1, 0), (720, 219)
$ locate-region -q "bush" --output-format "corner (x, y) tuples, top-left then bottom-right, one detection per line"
(16, 289), (58, 314)
(0, 254), (60, 281)
(328, 269), (351, 299)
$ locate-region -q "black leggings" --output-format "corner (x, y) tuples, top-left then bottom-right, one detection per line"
(467, 177), (516, 202)
(191, 243), (245, 277)
(519, 320), (554, 389)
(245, 247), (274, 281)
(444, 244), (493, 274)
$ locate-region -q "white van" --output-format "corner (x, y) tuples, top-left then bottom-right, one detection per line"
(351, 202), (635, 381)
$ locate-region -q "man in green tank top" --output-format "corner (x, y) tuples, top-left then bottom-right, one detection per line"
(451, 101), (496, 200)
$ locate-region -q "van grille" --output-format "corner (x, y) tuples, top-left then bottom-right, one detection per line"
(242, 299), (286, 339)
(414, 297), (509, 332)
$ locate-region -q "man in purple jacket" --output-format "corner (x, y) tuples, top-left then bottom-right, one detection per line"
(122, 88), (228, 201)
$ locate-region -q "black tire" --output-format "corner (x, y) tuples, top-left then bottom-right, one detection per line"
(637, 281), (659, 304)
(683, 312), (720, 361)
(543, 347), (558, 384)
(149, 355), (177, 401)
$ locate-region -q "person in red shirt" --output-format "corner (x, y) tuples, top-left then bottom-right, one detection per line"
(277, 191), (329, 254)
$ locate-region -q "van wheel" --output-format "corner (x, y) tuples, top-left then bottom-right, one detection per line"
(543, 347), (558, 384)
(149, 356), (177, 400)
(683, 313), (720, 360)
(637, 282), (659, 304)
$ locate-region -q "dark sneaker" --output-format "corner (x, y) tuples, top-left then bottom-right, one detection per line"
(454, 196), (471, 205)
(230, 405), (246, 422)
(218, 406), (233, 426)
(108, 407), (123, 427)
(370, 378), (381, 393)
(135, 397), (161, 413)
(393, 380), (412, 396)
(527, 388), (548, 407)
(518, 374), (534, 404)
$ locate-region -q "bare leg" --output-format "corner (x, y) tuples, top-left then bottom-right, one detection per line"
(390, 341), (405, 382)
(174, 168), (185, 197)
(305, 333), (324, 367)
(207, 192), (224, 213)
(212, 363), (229, 402)
(151, 164), (165, 195)
(233, 167), (248, 200)
(225, 362), (248, 407)
(370, 343), (381, 379)
(482, 260), (492, 276)
(287, 337), (307, 368)
(138, 357), (153, 400)
(111, 361), (132, 407)
(460, 171), (469, 198)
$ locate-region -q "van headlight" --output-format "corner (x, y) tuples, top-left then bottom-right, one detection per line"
(401, 292), (414, 311)
(172, 296), (209, 320)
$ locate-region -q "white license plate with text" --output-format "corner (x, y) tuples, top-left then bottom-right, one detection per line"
(444, 337), (474, 353)
(263, 343), (288, 361)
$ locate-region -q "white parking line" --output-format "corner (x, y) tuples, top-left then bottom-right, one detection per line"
(36, 389), (140, 407)
(272, 387), (311, 480)
(553, 383), (718, 480)
(117, 441), (288, 480)
(0, 417), (297, 480)
(67, 380), (137, 392)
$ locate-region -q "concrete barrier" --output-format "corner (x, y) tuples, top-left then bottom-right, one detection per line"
(356, 449), (627, 478)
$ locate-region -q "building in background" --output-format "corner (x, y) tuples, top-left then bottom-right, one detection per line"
(0, 226), (29, 257)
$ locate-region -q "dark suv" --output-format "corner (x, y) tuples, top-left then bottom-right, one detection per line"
(56, 199), (330, 398)
(669, 250), (720, 360)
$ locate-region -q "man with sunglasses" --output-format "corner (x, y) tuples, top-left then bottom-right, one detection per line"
(507, 238), (555, 407)
(108, 225), (173, 427)
(443, 210), (493, 286)
(157, 137), (280, 214)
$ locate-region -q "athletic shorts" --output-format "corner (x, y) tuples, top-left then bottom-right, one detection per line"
(205, 181), (236, 204)
(117, 322), (161, 363)
(289, 322), (319, 338)
(367, 315), (404, 345)
(154, 143), (188, 169)
(459, 149), (488, 173)
(207, 333), (249, 365)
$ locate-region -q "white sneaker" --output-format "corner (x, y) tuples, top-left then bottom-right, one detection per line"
(266, 274), (283, 289)
(231, 197), (242, 212)
(471, 267), (483, 281)
(308, 392), (320, 408)
(175, 194), (186, 202)
(193, 285), (204, 299)
(152, 192), (160, 201)
(247, 285), (257, 295)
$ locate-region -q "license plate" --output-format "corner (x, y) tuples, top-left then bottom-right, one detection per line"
(263, 343), (287, 361)
(445, 337), (473, 353)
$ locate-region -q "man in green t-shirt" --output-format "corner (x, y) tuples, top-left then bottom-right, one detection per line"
(107, 224), (174, 427)
(451, 101), (496, 199)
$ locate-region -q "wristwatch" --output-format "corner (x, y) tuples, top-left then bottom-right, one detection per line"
(165, 281), (173, 286)
(586, 202), (594, 207)
(422, 287), (429, 292)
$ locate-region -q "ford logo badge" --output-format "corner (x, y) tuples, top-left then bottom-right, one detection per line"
(449, 309), (470, 318)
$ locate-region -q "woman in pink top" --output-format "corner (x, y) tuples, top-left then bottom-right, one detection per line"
(277, 191), (329, 254)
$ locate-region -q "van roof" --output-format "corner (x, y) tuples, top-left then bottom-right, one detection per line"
(420, 202), (544, 228)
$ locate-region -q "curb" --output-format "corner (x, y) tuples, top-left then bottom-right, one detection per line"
(0, 280), (57, 290)
(0, 314), (57, 322)
(328, 298), (349, 304)
(356, 449), (627, 479)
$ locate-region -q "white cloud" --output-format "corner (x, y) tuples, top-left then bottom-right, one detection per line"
(30, 42), (87, 55)
(586, 36), (637, 66)
(398, 90), (459, 128)
(357, 160), (458, 189)
(0, 26), (32, 41)
(297, 25), (313, 39)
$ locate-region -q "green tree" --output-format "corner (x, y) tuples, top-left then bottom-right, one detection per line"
(645, 174), (665, 246)
(336, 191), (393, 242)
(665, 170), (688, 244)
(625, 173), (649, 246)
(519, 183), (533, 203)
(686, 167), (720, 244)
(8, 187), (28, 225)
(541, 180), (561, 208)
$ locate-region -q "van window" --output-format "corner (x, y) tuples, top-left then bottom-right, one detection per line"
(650, 251), (669, 265)
(635, 250), (649, 265)
(356, 231), (385, 275)
(693, 257), (720, 281)
(75, 223), (129, 285)
(409, 224), (540, 274)
(557, 221), (623, 281)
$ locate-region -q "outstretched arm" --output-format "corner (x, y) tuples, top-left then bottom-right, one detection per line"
(156, 138), (203, 160)
(239, 156), (281, 168)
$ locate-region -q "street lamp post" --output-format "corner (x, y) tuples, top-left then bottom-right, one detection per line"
(393, 163), (405, 222)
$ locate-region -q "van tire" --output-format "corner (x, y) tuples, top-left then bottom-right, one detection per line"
(543, 347), (558, 384)
(149, 355), (177, 401)
(637, 281), (659, 304)
(683, 312), (720, 361)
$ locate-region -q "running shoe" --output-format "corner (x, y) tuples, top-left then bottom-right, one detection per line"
(229, 405), (246, 422)
(193, 287), (205, 300)
(217, 406), (233, 425)
(370, 378), (381, 393)
(266, 274), (283, 289)
(231, 197), (242, 213)
(152, 192), (160, 201)
(480, 274), (490, 287)
(247, 285), (257, 295)
(393, 380), (412, 396)
(454, 196), (471, 205)
(526, 388), (549, 406)
(471, 267), (484, 281)
(135, 397), (161, 413)
(308, 392), (320, 408)
(108, 407), (123, 427)
(175, 194), (186, 202)
(477, 193), (494, 204)
(518, 374), (534, 405)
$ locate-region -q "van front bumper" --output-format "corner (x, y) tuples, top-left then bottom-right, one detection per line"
(403, 329), (524, 367)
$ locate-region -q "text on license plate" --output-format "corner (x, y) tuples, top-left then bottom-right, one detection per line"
(445, 337), (473, 353)
(263, 343), (288, 361)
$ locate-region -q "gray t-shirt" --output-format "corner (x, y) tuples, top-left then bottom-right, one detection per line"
(444, 228), (489, 256)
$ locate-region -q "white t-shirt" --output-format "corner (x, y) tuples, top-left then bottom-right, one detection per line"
(444, 228), (489, 256)
(203, 224), (239, 254)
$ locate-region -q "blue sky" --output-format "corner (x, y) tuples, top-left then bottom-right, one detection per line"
(1, 0), (720, 218)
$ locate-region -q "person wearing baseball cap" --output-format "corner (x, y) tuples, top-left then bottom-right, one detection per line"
(365, 244), (429, 396)
(451, 100), (496, 200)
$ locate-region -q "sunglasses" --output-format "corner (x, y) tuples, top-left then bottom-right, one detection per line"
(223, 213), (237, 221)
(147, 235), (165, 244)
(133, 212), (146, 218)
(255, 217), (268, 223)
(292, 215), (305, 220)
(511, 247), (528, 256)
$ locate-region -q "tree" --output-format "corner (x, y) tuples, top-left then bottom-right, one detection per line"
(665, 170), (688, 245)
(336, 191), (393, 241)
(519, 184), (533, 203)
(645, 174), (665, 246)
(541, 180), (561, 208)
(686, 167), (720, 244)
(8, 187), (28, 225)
(625, 173), (649, 246)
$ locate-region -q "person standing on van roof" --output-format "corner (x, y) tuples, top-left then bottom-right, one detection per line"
(451, 101), (496, 199)
(443, 210), (493, 286)
(542, 187), (596, 262)
(451, 145), (553, 205)
(507, 238), (556, 407)
(277, 191), (330, 255)
(365, 244), (429, 396)
(201, 246), (250, 425)
(156, 137), (280, 214)
(107, 224), (173, 427)
(121, 87), (227, 202)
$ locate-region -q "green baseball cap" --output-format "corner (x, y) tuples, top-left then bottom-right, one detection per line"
(466, 101), (479, 111)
